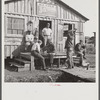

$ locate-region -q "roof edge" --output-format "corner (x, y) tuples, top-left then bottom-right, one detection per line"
(5, 0), (89, 21)
(58, 0), (89, 21)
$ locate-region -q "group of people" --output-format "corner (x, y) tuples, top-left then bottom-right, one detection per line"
(24, 22), (54, 71)
(23, 21), (86, 70)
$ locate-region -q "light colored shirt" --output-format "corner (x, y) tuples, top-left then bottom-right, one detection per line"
(31, 42), (40, 52)
(25, 34), (34, 42)
(42, 28), (52, 36)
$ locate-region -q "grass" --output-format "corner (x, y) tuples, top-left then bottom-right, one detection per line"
(85, 54), (95, 67)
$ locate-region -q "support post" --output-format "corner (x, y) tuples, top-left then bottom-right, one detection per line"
(57, 58), (60, 67)
(31, 56), (35, 71)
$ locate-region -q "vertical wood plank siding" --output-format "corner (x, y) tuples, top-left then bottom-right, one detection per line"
(4, 0), (85, 58)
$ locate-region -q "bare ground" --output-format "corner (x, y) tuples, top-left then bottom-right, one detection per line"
(5, 54), (95, 82)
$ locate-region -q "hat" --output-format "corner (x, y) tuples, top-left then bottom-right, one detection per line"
(68, 29), (75, 32)
(80, 40), (83, 42)
(27, 21), (33, 25)
(68, 28), (77, 32)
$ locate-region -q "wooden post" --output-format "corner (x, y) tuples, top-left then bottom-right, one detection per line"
(57, 58), (60, 67)
(31, 56), (35, 71)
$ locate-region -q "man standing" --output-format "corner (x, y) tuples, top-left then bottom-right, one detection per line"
(42, 23), (53, 47)
(65, 29), (75, 69)
(75, 40), (86, 66)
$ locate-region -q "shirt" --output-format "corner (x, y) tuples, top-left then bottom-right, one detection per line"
(25, 34), (34, 42)
(65, 33), (74, 48)
(42, 42), (55, 53)
(31, 42), (40, 53)
(42, 28), (52, 36)
(75, 43), (85, 52)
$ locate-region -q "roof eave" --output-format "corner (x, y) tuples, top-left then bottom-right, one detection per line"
(5, 0), (89, 21)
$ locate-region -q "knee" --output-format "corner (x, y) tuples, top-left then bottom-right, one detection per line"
(40, 56), (45, 61)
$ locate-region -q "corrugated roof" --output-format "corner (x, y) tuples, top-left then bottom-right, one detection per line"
(5, 0), (89, 21)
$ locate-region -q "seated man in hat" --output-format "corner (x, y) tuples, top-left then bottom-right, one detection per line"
(75, 40), (86, 66)
(42, 38), (55, 68)
(31, 37), (46, 70)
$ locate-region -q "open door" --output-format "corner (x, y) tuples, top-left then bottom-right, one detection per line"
(39, 20), (52, 48)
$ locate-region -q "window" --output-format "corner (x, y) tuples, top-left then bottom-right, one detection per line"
(63, 24), (72, 37)
(7, 17), (25, 35)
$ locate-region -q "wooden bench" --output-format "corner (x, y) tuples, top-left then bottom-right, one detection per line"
(72, 55), (81, 66)
(72, 55), (90, 70)
(20, 52), (67, 70)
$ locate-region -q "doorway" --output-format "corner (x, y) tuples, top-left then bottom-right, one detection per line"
(39, 20), (52, 47)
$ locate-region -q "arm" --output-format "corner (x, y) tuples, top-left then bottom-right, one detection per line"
(31, 43), (36, 51)
(42, 28), (45, 37)
(25, 35), (29, 42)
(50, 29), (53, 37)
(42, 45), (48, 51)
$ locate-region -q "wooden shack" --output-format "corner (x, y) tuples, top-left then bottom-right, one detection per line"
(4, 0), (89, 58)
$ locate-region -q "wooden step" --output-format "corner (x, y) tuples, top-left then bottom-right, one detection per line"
(9, 62), (24, 68)
(15, 58), (31, 64)
(9, 62), (30, 72)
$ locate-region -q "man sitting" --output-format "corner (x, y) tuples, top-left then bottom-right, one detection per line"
(31, 37), (46, 70)
(42, 38), (55, 68)
(75, 40), (86, 66)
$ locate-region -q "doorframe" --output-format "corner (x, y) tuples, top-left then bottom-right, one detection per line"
(38, 19), (52, 47)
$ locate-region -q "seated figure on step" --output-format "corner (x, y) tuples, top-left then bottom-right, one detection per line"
(31, 37), (46, 71)
(74, 40), (86, 66)
(42, 38), (55, 68)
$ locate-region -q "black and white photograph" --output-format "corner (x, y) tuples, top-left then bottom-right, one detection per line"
(2, 0), (99, 100)
(3, 0), (97, 83)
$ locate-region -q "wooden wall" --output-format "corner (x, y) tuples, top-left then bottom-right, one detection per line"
(4, 0), (85, 58)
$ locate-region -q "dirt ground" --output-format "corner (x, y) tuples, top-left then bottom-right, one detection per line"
(5, 54), (95, 82)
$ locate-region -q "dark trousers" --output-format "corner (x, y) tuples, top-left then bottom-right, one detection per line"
(42, 53), (54, 65)
(31, 50), (46, 69)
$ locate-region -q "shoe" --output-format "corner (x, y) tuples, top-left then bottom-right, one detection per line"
(42, 68), (47, 71)
(72, 65), (74, 68)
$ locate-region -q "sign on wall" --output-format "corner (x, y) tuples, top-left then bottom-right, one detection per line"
(37, 3), (57, 17)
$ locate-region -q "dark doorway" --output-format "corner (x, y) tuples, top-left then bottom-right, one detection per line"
(39, 20), (52, 48)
